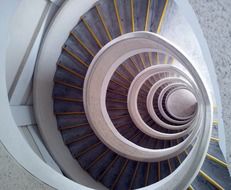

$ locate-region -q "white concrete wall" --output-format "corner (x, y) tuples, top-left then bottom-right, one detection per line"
(189, 0), (231, 174)
(0, 1), (53, 189)
(6, 0), (48, 92)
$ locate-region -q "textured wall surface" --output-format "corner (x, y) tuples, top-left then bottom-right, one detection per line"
(0, 143), (53, 190)
(189, 0), (231, 170)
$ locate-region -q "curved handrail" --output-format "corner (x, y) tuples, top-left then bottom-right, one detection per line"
(157, 83), (192, 124)
(83, 32), (211, 165)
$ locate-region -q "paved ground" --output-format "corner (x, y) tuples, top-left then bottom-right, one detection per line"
(189, 0), (231, 172)
(0, 143), (53, 190)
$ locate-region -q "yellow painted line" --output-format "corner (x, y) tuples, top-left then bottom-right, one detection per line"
(129, 163), (140, 190)
(95, 6), (132, 84)
(128, 56), (150, 90)
(77, 142), (101, 159)
(213, 120), (218, 126)
(63, 47), (89, 68)
(81, 17), (103, 48)
(210, 137), (220, 142)
(95, 4), (113, 41)
(177, 155), (182, 164)
(107, 107), (128, 111)
(121, 64), (135, 77)
(113, 0), (123, 34)
(116, 123), (131, 130)
(54, 80), (82, 91)
(157, 162), (161, 180)
(157, 0), (169, 33)
(145, 163), (151, 186)
(206, 153), (228, 168)
(59, 123), (89, 131)
(107, 89), (127, 97)
(213, 105), (217, 110)
(70, 32), (95, 57)
(199, 170), (224, 190)
(157, 53), (160, 64)
(115, 71), (130, 83)
(164, 56), (169, 64)
(148, 52), (153, 65)
(136, 53), (152, 86)
(97, 155), (119, 180)
(55, 111), (85, 116)
(111, 159), (129, 190)
(53, 97), (83, 103)
(140, 54), (146, 68)
(168, 159), (172, 173)
(66, 132), (94, 145)
(111, 79), (129, 90)
(130, 57), (140, 72)
(86, 149), (110, 170)
(57, 63), (85, 80)
(188, 185), (195, 190)
(131, 0), (135, 32)
(184, 150), (224, 190)
(145, 0), (151, 31)
(169, 57), (174, 64)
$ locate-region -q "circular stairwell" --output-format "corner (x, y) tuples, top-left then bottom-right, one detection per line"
(33, 0), (231, 189)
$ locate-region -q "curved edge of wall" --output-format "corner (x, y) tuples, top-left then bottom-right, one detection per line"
(0, 1), (93, 190)
(175, 0), (228, 168)
(32, 0), (106, 189)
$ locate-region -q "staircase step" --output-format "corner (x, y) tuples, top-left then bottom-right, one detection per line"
(51, 0), (231, 189)
(192, 174), (217, 190)
(201, 158), (231, 189)
(208, 141), (226, 163)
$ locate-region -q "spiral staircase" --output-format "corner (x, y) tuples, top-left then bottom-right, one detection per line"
(48, 0), (231, 189)
(1, 0), (231, 190)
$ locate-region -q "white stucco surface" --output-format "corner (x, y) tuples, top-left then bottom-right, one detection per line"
(189, 0), (231, 173)
(0, 143), (53, 190)
(6, 0), (48, 92)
